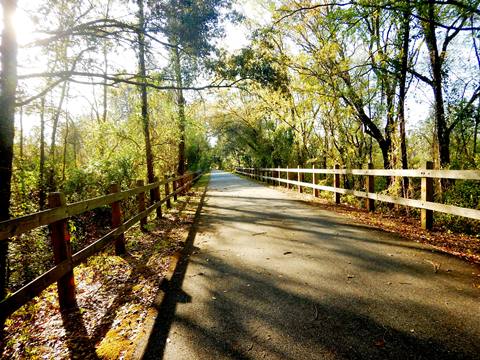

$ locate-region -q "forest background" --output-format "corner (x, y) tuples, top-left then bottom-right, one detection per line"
(0, 0), (479, 298)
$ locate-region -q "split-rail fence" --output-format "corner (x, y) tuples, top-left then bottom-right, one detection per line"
(235, 163), (479, 230)
(0, 171), (203, 320)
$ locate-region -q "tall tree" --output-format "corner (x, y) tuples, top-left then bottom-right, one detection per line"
(0, 0), (18, 302)
(397, 1), (411, 194)
(413, 0), (479, 167)
(136, 0), (156, 201)
(39, 97), (47, 210)
(151, 0), (236, 175)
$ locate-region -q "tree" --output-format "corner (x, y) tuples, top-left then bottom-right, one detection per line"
(412, 0), (479, 168)
(151, 0), (237, 175)
(0, 0), (18, 302)
(136, 0), (156, 196)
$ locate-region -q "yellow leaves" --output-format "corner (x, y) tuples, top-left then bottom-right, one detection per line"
(316, 41), (342, 62)
(96, 327), (132, 360)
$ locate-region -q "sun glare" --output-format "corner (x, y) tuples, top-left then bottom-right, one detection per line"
(13, 6), (36, 46)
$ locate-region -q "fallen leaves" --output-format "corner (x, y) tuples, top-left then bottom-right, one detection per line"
(252, 232), (267, 236)
(2, 183), (208, 360)
(424, 259), (441, 273)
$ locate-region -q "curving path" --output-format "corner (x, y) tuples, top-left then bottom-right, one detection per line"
(143, 171), (480, 360)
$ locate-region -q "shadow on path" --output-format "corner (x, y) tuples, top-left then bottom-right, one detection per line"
(141, 171), (480, 360)
(142, 183), (209, 359)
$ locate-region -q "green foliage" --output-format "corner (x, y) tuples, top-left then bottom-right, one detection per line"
(151, 0), (238, 57)
(439, 180), (480, 234)
(214, 46), (290, 92)
(444, 180), (480, 210)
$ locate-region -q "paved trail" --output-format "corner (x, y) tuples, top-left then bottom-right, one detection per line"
(143, 171), (480, 360)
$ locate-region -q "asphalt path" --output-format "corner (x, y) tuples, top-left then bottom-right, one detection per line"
(143, 171), (480, 359)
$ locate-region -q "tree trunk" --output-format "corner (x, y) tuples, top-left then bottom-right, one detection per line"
(103, 0), (112, 125)
(379, 140), (392, 170)
(137, 0), (156, 200)
(398, 2), (411, 195)
(0, 0), (18, 304)
(62, 117), (69, 182)
(421, 0), (449, 167)
(19, 106), (25, 197)
(72, 124), (77, 169)
(172, 46), (186, 175)
(39, 97), (46, 210)
(19, 106), (23, 161)
(473, 103), (479, 155)
(102, 45), (108, 123)
(47, 80), (68, 192)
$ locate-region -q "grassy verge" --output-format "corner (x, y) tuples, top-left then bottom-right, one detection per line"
(1, 173), (210, 360)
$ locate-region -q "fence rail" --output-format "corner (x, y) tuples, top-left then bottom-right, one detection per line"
(235, 164), (480, 227)
(239, 167), (480, 180)
(0, 171), (203, 319)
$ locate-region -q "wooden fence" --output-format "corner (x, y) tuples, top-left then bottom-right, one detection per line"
(0, 171), (203, 320)
(235, 163), (480, 230)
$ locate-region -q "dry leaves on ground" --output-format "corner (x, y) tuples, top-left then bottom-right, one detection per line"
(1, 182), (207, 360)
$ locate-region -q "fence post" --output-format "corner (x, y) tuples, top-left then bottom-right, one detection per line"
(297, 165), (303, 193)
(286, 166), (290, 189)
(164, 174), (172, 209)
(136, 179), (147, 230)
(48, 192), (76, 310)
(421, 161), (434, 230)
(172, 175), (178, 201)
(109, 183), (126, 255)
(334, 164), (340, 204)
(153, 176), (162, 218)
(366, 162), (375, 211)
(313, 165), (319, 197)
(277, 167), (281, 186)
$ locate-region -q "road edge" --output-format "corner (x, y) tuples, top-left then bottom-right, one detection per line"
(131, 174), (210, 360)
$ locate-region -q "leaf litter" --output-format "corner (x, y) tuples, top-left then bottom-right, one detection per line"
(1, 182), (207, 360)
